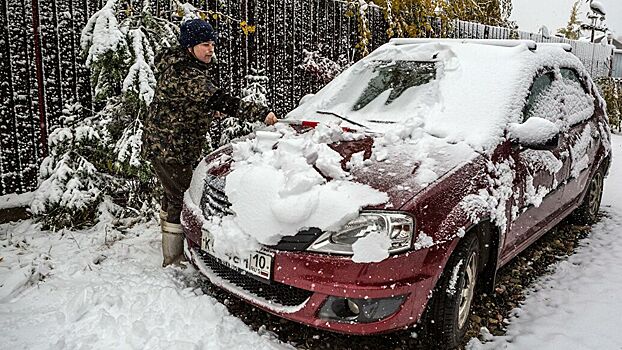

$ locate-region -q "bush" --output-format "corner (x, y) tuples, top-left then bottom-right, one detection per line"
(595, 77), (622, 132)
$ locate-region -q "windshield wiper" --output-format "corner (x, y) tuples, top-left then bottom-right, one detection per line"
(316, 110), (368, 129)
(366, 120), (396, 124)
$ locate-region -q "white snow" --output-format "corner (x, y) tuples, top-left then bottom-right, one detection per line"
(446, 259), (464, 296)
(0, 192), (33, 210)
(81, 0), (127, 68)
(467, 133), (622, 349)
(351, 230), (392, 263)
(508, 117), (560, 146)
(590, 1), (606, 15)
(1, 136), (620, 350)
(288, 42), (594, 153)
(0, 217), (292, 350)
(188, 123), (388, 258)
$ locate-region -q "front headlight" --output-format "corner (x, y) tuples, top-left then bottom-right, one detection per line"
(307, 211), (414, 255)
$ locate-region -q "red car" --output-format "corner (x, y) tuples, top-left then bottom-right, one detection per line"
(181, 39), (611, 348)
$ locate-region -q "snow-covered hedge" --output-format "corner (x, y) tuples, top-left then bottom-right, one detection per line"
(596, 77), (622, 132)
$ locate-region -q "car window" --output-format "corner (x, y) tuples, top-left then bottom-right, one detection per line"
(353, 61), (436, 111)
(523, 73), (553, 122)
(523, 71), (595, 126)
(560, 68), (583, 87)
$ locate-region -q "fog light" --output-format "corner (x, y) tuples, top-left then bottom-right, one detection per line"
(318, 295), (406, 323)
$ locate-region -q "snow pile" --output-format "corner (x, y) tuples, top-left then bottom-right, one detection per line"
(289, 42), (598, 154)
(192, 123), (388, 257)
(508, 117), (560, 146)
(0, 192), (33, 210)
(0, 218), (292, 350)
(351, 230), (392, 263)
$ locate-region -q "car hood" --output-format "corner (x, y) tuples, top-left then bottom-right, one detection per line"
(199, 130), (478, 211)
(345, 136), (478, 209)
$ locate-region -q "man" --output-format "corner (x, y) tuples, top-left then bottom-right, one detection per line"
(142, 19), (278, 266)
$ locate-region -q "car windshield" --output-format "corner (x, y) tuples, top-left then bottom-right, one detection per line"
(353, 61), (436, 111)
(292, 59), (439, 129)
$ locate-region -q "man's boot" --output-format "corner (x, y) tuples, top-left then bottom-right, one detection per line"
(161, 221), (186, 267)
(159, 209), (168, 222)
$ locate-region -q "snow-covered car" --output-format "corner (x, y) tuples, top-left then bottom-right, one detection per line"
(181, 39), (611, 348)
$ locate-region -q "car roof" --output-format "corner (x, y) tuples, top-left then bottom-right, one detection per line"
(288, 39), (593, 152)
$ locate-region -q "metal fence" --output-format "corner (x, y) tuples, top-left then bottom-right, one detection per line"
(0, 0), (618, 196)
(451, 19), (616, 78)
(613, 50), (622, 78)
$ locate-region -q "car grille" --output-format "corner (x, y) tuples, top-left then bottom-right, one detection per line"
(201, 175), (234, 217)
(197, 250), (313, 307)
(271, 227), (323, 251)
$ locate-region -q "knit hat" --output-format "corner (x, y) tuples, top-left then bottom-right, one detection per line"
(179, 19), (218, 48)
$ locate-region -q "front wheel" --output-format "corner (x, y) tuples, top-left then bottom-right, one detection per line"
(424, 233), (481, 349)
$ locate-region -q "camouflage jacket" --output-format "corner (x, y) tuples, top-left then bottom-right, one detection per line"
(142, 46), (270, 165)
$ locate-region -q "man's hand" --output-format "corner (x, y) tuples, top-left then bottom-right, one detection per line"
(264, 111), (278, 125)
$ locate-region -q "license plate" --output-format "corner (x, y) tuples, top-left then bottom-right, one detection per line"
(201, 228), (273, 280)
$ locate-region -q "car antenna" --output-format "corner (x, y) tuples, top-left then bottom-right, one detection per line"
(316, 110), (368, 129)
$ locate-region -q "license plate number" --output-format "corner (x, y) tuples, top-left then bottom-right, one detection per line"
(201, 228), (273, 280)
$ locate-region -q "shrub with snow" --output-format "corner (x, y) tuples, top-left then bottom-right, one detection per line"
(596, 77), (622, 132)
(31, 0), (185, 229)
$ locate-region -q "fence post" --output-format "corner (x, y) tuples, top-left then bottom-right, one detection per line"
(30, 0), (47, 159)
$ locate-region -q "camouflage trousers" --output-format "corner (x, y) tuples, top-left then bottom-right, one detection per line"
(152, 159), (194, 224)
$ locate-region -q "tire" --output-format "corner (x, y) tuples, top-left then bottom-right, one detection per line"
(424, 233), (481, 349)
(571, 165), (605, 225)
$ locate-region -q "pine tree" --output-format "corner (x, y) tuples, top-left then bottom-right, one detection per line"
(219, 70), (269, 146)
(30, 102), (110, 229)
(557, 1), (582, 40)
(32, 0), (183, 229)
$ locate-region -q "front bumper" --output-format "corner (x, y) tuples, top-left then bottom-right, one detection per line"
(182, 207), (448, 335)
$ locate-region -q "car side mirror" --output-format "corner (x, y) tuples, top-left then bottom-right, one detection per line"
(508, 117), (561, 151)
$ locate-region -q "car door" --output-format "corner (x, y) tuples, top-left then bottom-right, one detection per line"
(503, 71), (572, 254)
(555, 68), (600, 208)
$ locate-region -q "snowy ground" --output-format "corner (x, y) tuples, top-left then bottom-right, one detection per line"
(1, 134), (621, 350)
(0, 219), (291, 349)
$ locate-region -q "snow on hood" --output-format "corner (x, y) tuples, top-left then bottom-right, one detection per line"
(288, 41), (596, 153)
(188, 123), (389, 257)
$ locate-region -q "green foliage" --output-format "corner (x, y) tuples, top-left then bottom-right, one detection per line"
(350, 0), (515, 56)
(557, 1), (582, 40)
(596, 77), (622, 132)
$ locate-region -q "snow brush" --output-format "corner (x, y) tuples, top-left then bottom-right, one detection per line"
(276, 119), (364, 133)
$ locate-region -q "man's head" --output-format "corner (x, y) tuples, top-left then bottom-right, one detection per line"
(179, 19), (218, 64)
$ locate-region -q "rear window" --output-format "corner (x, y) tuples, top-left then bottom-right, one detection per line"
(353, 61), (436, 111)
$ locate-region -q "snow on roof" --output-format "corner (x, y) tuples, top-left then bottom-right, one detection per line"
(288, 40), (590, 152)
